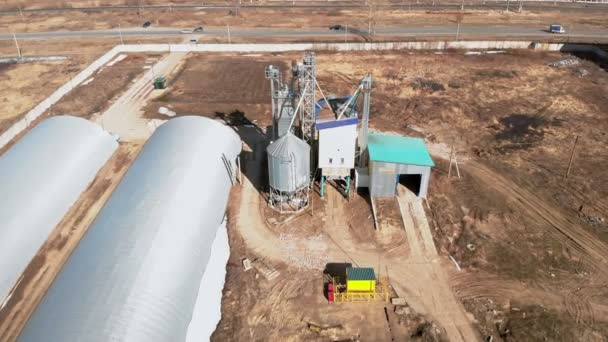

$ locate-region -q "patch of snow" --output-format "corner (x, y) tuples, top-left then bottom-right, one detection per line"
(158, 107), (176, 117)
(106, 54), (127, 67)
(147, 119), (167, 133)
(81, 77), (94, 86)
(186, 221), (230, 342)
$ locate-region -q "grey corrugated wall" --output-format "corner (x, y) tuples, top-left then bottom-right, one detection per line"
(369, 161), (431, 198)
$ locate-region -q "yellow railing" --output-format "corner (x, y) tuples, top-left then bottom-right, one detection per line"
(332, 276), (390, 303)
(334, 291), (389, 303)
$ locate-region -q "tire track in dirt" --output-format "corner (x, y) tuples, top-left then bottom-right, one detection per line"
(451, 271), (607, 325)
(466, 160), (608, 277)
(562, 278), (607, 327)
(564, 287), (595, 326)
(464, 160), (608, 326)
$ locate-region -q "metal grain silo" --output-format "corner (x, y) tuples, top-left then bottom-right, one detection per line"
(0, 116), (117, 304)
(267, 132), (310, 213)
(18, 116), (241, 342)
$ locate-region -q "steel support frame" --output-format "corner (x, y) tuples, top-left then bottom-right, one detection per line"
(265, 65), (282, 140)
(320, 175), (351, 200)
(268, 185), (310, 214)
(299, 52), (316, 144)
(359, 75), (372, 167)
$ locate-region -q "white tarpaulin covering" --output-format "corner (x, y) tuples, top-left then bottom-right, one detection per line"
(0, 116), (118, 305)
(19, 116), (241, 342)
(186, 220), (230, 342)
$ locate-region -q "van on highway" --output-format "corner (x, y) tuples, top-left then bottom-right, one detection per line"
(180, 30), (193, 34)
(549, 24), (565, 34)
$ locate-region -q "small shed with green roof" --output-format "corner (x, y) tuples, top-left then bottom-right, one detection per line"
(366, 133), (434, 198)
(346, 267), (376, 292)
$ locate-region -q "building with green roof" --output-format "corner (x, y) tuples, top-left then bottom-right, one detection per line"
(346, 267), (376, 292)
(365, 132), (434, 198)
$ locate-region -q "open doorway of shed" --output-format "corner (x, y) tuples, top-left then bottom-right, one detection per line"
(398, 174), (421, 196)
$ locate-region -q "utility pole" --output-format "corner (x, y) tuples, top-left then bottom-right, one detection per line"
(460, 0), (464, 11)
(344, 24), (348, 43)
(227, 24), (231, 44)
(566, 135), (580, 178)
(18, 3), (24, 21)
(448, 145), (454, 178)
(455, 12), (464, 41)
(118, 23), (124, 45)
(368, 4), (372, 36)
(506, 0), (510, 12)
(518, 0), (523, 13)
(448, 145), (461, 179)
(12, 31), (21, 58)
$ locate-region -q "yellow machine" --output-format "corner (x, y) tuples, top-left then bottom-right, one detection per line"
(330, 267), (389, 303)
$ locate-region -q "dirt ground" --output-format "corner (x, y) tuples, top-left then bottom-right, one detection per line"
(47, 53), (164, 119)
(144, 53), (281, 124)
(145, 50), (608, 341)
(0, 143), (141, 342)
(314, 50), (608, 340)
(1, 45), (607, 340)
(0, 36), (181, 141)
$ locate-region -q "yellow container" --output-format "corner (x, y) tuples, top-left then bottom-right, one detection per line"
(347, 279), (376, 292)
(346, 267), (377, 292)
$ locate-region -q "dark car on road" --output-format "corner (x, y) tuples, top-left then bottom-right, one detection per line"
(194, 26), (204, 32)
(329, 25), (342, 30)
(143, 21), (152, 28)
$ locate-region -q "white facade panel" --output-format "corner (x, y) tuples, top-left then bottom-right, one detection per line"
(18, 116), (241, 342)
(318, 124), (357, 170)
(0, 116), (117, 305)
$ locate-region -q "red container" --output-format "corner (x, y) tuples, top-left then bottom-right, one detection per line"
(328, 283), (334, 303)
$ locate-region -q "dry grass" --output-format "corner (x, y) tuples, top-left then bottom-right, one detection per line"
(0, 58), (87, 132)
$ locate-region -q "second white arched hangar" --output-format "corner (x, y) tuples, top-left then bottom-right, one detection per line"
(0, 116), (118, 305)
(19, 116), (241, 342)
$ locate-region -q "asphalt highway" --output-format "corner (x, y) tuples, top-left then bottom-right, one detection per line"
(1, 26), (607, 41)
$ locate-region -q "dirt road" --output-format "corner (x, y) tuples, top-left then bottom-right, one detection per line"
(232, 124), (478, 341)
(458, 159), (608, 329)
(465, 160), (608, 276)
(97, 52), (187, 142)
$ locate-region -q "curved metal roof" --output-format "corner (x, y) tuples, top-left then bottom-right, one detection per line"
(267, 132), (310, 159)
(0, 116), (118, 304)
(267, 132), (310, 192)
(18, 116), (241, 342)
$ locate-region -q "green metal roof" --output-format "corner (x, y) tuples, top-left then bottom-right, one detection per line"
(368, 133), (435, 167)
(346, 267), (376, 281)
